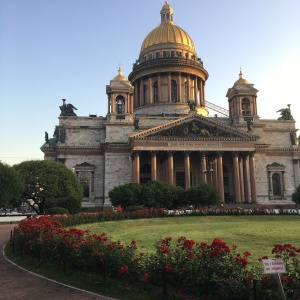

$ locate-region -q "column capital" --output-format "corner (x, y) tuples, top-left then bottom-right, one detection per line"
(167, 150), (175, 157)
(184, 151), (191, 157)
(200, 151), (207, 157)
(131, 150), (141, 159)
(249, 151), (256, 157)
(232, 151), (240, 158)
(216, 151), (224, 157)
(150, 150), (158, 157)
(241, 151), (250, 158)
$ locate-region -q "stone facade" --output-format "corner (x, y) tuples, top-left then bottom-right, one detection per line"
(41, 2), (300, 209)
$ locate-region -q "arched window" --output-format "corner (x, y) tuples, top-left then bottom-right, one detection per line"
(242, 98), (251, 116)
(153, 81), (158, 103)
(116, 95), (125, 114)
(80, 173), (90, 198)
(171, 80), (177, 102)
(272, 173), (281, 196)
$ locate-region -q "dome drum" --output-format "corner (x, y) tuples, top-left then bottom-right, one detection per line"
(129, 61), (208, 85)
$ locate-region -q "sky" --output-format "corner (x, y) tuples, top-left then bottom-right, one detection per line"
(1, 0), (300, 166)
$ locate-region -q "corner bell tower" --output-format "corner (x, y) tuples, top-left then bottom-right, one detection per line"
(106, 67), (134, 122)
(226, 70), (259, 125)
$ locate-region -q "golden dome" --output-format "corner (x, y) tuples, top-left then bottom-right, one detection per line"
(140, 1), (195, 54)
(141, 23), (195, 52)
(112, 67), (127, 81)
(234, 69), (249, 86)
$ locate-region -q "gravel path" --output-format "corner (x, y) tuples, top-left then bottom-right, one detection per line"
(0, 223), (116, 300)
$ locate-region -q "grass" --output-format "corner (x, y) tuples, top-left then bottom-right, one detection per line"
(75, 215), (300, 261)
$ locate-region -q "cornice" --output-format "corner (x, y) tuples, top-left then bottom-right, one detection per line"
(59, 126), (104, 130)
(265, 148), (297, 152)
(129, 63), (208, 82)
(131, 114), (258, 140)
(263, 129), (298, 132)
(103, 122), (133, 127)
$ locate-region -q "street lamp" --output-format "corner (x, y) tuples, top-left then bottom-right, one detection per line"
(203, 156), (214, 185)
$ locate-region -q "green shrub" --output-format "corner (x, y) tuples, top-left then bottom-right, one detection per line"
(46, 206), (70, 215)
(186, 184), (220, 207)
(125, 206), (144, 212)
(292, 184), (300, 205)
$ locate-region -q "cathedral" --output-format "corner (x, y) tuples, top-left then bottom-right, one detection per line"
(41, 1), (300, 210)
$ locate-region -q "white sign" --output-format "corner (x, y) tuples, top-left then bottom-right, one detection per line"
(262, 258), (286, 274)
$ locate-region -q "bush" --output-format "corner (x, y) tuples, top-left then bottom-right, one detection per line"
(125, 206), (144, 212)
(186, 184), (220, 207)
(46, 207), (70, 215)
(109, 183), (142, 209)
(292, 184), (300, 206)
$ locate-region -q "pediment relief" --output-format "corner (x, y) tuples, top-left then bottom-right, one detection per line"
(130, 115), (257, 141)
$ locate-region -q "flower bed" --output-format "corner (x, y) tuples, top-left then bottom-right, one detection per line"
(11, 209), (300, 299)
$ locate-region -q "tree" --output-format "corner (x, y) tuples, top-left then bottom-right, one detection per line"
(0, 162), (24, 213)
(14, 160), (83, 214)
(186, 184), (220, 207)
(292, 184), (300, 207)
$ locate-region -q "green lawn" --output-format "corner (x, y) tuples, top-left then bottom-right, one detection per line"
(76, 215), (300, 261)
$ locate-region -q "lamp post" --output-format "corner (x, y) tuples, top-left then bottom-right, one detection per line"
(203, 156), (214, 185)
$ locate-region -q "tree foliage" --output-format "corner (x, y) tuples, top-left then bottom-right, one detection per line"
(186, 184), (220, 207)
(0, 162), (24, 211)
(109, 181), (183, 209)
(14, 160), (83, 214)
(292, 184), (300, 205)
(109, 183), (142, 209)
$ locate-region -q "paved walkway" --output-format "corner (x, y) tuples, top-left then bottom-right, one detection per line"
(0, 222), (116, 300)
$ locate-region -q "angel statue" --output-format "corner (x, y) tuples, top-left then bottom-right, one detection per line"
(59, 99), (78, 116)
(277, 104), (294, 120)
(188, 100), (196, 111)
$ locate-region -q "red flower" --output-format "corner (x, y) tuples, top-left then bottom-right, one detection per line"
(289, 251), (296, 257)
(187, 253), (194, 259)
(117, 266), (129, 275)
(244, 251), (251, 257)
(165, 265), (172, 272)
(143, 273), (149, 279)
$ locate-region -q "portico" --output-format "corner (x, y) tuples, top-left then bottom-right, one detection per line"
(130, 114), (258, 203)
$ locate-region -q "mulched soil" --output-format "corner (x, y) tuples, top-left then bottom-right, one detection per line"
(0, 223), (116, 300)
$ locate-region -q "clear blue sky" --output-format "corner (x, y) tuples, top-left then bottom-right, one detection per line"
(1, 0), (300, 165)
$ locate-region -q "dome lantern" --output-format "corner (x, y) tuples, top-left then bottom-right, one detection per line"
(160, 1), (174, 23)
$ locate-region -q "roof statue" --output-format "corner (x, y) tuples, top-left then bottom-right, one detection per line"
(277, 104), (294, 120)
(59, 99), (78, 116)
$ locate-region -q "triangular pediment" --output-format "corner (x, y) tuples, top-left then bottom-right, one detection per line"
(110, 81), (132, 89)
(130, 114), (258, 141)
